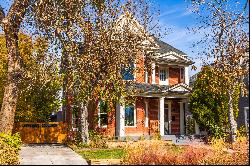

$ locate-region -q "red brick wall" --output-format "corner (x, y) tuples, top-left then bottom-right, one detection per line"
(148, 98), (159, 135)
(87, 98), (182, 137)
(169, 67), (180, 86)
(135, 52), (145, 83)
(88, 101), (116, 138)
(170, 100), (180, 134)
(125, 97), (149, 136)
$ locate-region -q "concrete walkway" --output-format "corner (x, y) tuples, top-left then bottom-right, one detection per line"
(19, 144), (88, 165)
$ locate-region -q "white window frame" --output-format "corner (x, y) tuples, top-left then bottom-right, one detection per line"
(144, 100), (149, 127)
(244, 107), (249, 133)
(98, 101), (108, 128)
(125, 104), (137, 127)
(159, 67), (169, 85)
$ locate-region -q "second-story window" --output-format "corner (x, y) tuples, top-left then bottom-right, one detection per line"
(160, 69), (167, 81)
(180, 68), (184, 80)
(159, 68), (168, 85)
(122, 60), (135, 80)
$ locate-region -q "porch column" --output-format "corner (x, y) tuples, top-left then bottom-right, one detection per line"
(184, 66), (189, 85)
(145, 70), (148, 83)
(179, 101), (185, 134)
(116, 102), (125, 137)
(159, 97), (165, 136)
(152, 62), (156, 84)
(144, 99), (149, 127)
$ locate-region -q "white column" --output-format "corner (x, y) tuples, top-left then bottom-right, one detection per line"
(159, 97), (165, 136)
(184, 66), (189, 85)
(116, 102), (125, 137)
(145, 70), (148, 83)
(152, 63), (156, 84)
(179, 101), (185, 135)
(195, 121), (200, 135)
(144, 99), (149, 127)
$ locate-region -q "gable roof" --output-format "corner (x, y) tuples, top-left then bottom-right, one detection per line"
(153, 37), (186, 55)
(114, 13), (194, 65)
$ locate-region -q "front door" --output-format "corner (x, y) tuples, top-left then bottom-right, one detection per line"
(164, 102), (171, 135)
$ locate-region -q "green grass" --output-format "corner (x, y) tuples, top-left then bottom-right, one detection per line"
(77, 148), (126, 160)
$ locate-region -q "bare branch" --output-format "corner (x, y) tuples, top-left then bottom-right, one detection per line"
(0, 5), (5, 23)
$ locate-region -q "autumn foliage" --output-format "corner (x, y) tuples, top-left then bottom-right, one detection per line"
(123, 139), (249, 165)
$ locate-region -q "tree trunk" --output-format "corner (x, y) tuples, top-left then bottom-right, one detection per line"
(0, 30), (21, 133)
(0, 0), (30, 133)
(79, 102), (89, 143)
(228, 89), (237, 143)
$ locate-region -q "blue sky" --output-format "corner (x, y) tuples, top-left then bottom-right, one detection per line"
(155, 0), (204, 76)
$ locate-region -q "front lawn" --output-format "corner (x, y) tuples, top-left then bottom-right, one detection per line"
(76, 148), (126, 160)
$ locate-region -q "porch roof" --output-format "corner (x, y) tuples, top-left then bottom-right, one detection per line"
(127, 82), (192, 97)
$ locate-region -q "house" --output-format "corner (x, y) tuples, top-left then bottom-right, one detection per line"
(58, 14), (198, 139)
(85, 29), (197, 139)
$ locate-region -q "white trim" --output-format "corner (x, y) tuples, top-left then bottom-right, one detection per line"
(152, 63), (156, 84)
(145, 69), (148, 83)
(154, 51), (191, 62)
(134, 62), (137, 81)
(124, 104), (137, 127)
(144, 99), (149, 128)
(184, 66), (189, 85)
(159, 97), (165, 136)
(116, 102), (125, 137)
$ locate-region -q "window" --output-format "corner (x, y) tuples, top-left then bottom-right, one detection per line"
(122, 61), (135, 80)
(160, 69), (166, 81)
(244, 107), (249, 133)
(180, 68), (184, 80)
(159, 68), (168, 85)
(98, 101), (108, 128)
(125, 105), (136, 126)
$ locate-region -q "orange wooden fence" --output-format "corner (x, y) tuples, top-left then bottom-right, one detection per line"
(14, 122), (68, 144)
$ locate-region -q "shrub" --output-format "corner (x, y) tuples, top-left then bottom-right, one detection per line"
(88, 130), (108, 148)
(123, 139), (249, 165)
(0, 132), (22, 165)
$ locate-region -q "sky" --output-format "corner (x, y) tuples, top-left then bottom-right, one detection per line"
(155, 0), (205, 76)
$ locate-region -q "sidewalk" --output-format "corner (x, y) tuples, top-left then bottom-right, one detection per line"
(19, 144), (88, 165)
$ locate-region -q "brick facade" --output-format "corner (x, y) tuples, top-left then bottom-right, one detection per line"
(87, 97), (183, 137)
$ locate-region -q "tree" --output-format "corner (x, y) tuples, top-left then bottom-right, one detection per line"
(0, 34), (61, 123)
(0, 0), (95, 133)
(0, 0), (31, 133)
(190, 66), (240, 138)
(0, 0), (160, 143)
(191, 0), (249, 142)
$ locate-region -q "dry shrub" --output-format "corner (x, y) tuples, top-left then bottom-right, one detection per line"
(123, 138), (249, 165)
